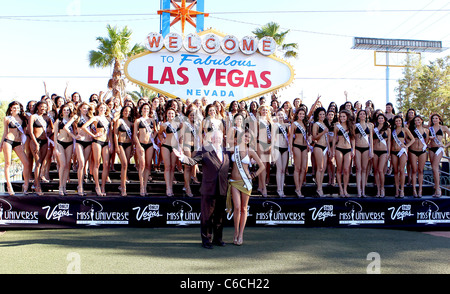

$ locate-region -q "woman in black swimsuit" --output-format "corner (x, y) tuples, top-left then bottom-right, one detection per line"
(134, 103), (158, 197)
(159, 107), (181, 197)
(65, 102), (94, 196)
(289, 107), (309, 198)
(390, 115), (415, 198)
(180, 106), (201, 197)
(82, 103), (112, 196)
(29, 101), (53, 196)
(325, 109), (337, 187)
(407, 115), (430, 198)
(54, 104), (75, 196)
(272, 109), (290, 197)
(114, 106), (135, 197)
(256, 105), (272, 197)
(312, 107), (329, 197)
(353, 109), (373, 197)
(0, 101), (31, 195)
(372, 113), (391, 198)
(332, 109), (355, 197)
(427, 113), (450, 197)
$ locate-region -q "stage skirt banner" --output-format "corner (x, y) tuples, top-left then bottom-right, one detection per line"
(1, 196), (450, 229)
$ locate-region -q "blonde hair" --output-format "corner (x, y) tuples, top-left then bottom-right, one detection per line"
(76, 102), (94, 123)
(257, 105), (272, 122)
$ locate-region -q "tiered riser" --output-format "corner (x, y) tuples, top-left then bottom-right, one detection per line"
(8, 163), (437, 198)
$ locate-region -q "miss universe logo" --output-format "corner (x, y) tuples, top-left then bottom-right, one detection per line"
(166, 200), (200, 226)
(0, 199), (38, 225)
(339, 201), (385, 225)
(417, 200), (450, 225)
(76, 199), (129, 226)
(256, 201), (305, 225)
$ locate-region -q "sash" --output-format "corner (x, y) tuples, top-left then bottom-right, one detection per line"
(62, 117), (76, 146)
(277, 123), (290, 153)
(234, 145), (253, 191)
(98, 116), (109, 136)
(260, 119), (271, 140)
(119, 119), (132, 139)
(392, 129), (407, 157)
(166, 122), (180, 149)
(315, 122), (328, 155)
(7, 116), (27, 144)
(373, 127), (387, 146)
(34, 114), (54, 147)
(228, 112), (234, 129)
(185, 121), (201, 151)
(249, 113), (257, 122)
(62, 118), (73, 133)
(336, 123), (351, 145)
(414, 128), (427, 152)
(294, 121), (311, 148)
(429, 126), (444, 155)
(142, 119), (159, 151)
(356, 123), (370, 145)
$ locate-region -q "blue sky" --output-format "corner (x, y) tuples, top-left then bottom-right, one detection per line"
(1, 0), (450, 110)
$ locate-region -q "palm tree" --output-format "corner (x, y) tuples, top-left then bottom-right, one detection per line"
(252, 22), (298, 59)
(127, 85), (157, 103)
(89, 24), (146, 98)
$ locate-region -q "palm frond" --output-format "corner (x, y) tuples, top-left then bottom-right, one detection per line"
(253, 22), (299, 59)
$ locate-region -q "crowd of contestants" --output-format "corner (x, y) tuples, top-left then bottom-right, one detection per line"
(2, 90), (450, 199)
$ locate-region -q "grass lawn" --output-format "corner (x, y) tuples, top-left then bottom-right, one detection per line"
(1, 227), (449, 274)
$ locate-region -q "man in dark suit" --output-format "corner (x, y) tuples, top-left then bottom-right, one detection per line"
(174, 130), (230, 249)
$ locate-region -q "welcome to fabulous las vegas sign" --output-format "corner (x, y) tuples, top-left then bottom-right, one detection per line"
(124, 29), (295, 104)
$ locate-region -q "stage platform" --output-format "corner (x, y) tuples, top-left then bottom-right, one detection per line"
(2, 163), (449, 230)
(1, 194), (449, 230)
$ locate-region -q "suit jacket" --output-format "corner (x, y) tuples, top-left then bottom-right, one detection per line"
(180, 144), (230, 196)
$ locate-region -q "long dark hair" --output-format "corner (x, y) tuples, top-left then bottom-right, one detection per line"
(313, 107), (326, 122)
(57, 103), (74, 120)
(6, 101), (26, 124)
(338, 109), (355, 138)
(120, 105), (135, 122)
(293, 107), (309, 132)
(374, 113), (390, 132)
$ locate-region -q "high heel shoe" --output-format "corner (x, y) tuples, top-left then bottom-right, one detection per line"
(184, 188), (194, 197)
(35, 186), (44, 196)
(58, 187), (65, 197)
(433, 188), (442, 198)
(277, 190), (285, 198)
(119, 186), (127, 197)
(295, 189), (304, 198)
(6, 184), (15, 196)
(22, 184), (29, 196)
(236, 236), (243, 246)
(258, 188), (268, 197)
(95, 187), (103, 197)
(77, 186), (86, 197)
